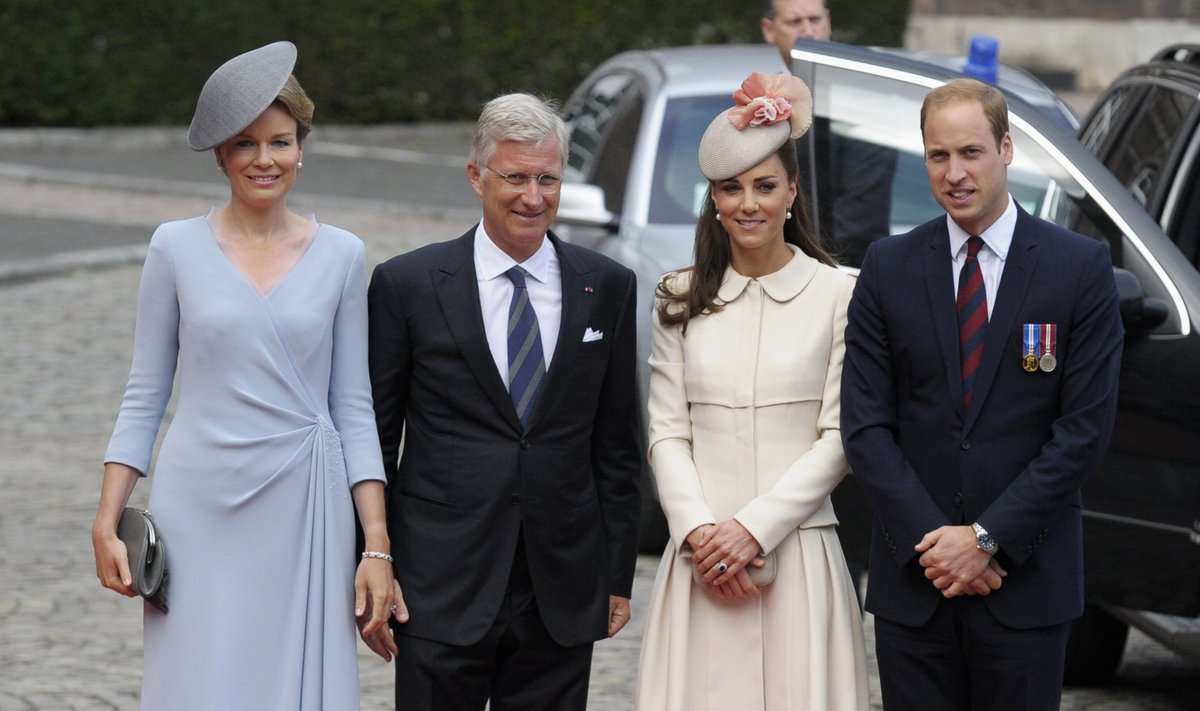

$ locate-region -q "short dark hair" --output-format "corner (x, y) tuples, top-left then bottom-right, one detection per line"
(764, 0), (829, 19)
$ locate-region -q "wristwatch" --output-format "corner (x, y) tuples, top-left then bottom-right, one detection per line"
(971, 522), (998, 555)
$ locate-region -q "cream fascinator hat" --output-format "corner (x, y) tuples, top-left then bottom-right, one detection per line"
(187, 41), (297, 151)
(697, 72), (814, 181)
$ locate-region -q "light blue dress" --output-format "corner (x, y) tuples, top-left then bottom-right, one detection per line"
(105, 214), (385, 710)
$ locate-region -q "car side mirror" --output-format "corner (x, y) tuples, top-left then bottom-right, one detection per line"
(1113, 267), (1169, 332)
(556, 183), (618, 232)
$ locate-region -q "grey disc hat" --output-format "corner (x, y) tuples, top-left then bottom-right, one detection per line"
(187, 41), (298, 151)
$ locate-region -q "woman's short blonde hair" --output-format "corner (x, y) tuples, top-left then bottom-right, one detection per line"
(275, 75), (314, 143)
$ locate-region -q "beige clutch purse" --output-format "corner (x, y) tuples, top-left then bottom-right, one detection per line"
(680, 544), (777, 587)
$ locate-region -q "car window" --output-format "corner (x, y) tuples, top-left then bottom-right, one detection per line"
(1163, 126), (1200, 268)
(1092, 84), (1197, 210)
(1080, 84), (1142, 157)
(647, 94), (730, 225)
(565, 71), (644, 214)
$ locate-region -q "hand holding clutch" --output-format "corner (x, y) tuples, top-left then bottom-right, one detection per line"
(117, 507), (168, 613)
(680, 543), (777, 587)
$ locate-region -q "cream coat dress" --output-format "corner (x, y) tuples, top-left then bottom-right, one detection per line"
(635, 245), (869, 711)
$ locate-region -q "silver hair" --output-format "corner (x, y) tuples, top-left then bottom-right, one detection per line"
(469, 93), (569, 170)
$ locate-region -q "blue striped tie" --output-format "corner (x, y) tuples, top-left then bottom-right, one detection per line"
(505, 267), (546, 427)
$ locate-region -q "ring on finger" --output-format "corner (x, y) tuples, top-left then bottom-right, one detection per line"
(716, 561), (729, 573)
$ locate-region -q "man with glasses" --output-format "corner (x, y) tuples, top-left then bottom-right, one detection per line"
(365, 92), (642, 711)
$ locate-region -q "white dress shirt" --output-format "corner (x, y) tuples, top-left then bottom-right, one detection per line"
(947, 195), (1016, 319)
(474, 224), (562, 388)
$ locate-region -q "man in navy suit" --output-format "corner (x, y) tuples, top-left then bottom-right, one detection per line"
(841, 78), (1123, 710)
(365, 93), (641, 710)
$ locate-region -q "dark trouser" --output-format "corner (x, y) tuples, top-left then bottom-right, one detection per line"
(874, 595), (1071, 711)
(393, 532), (594, 711)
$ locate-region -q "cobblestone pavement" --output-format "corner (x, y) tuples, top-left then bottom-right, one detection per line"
(1, 155), (1196, 709)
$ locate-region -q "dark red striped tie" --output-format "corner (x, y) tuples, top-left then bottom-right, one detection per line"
(957, 236), (987, 408)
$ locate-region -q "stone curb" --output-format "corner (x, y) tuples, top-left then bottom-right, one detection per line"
(0, 123), (475, 150)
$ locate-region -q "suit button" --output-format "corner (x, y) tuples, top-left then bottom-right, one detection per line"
(961, 439), (972, 450)
(508, 494), (520, 505)
(520, 439), (530, 450)
(953, 492), (963, 506)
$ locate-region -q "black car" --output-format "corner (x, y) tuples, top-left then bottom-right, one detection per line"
(1069, 42), (1200, 684)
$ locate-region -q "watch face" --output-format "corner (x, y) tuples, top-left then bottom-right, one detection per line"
(973, 523), (997, 554)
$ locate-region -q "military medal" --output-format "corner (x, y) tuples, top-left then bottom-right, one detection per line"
(1039, 323), (1058, 372)
(1022, 324), (1040, 372)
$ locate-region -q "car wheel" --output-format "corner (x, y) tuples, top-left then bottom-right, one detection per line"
(1063, 603), (1130, 686)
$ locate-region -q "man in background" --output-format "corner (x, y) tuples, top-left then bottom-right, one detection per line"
(761, 0), (896, 267)
(762, 0), (832, 55)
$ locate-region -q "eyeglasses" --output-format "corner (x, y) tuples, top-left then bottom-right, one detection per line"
(484, 164), (562, 194)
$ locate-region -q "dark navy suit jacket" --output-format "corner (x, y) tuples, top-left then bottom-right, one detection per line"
(841, 204), (1123, 629)
(367, 229), (641, 647)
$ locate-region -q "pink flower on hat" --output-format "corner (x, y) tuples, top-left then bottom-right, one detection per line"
(727, 72), (813, 139)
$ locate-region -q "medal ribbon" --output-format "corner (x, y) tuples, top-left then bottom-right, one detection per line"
(1042, 324), (1056, 358)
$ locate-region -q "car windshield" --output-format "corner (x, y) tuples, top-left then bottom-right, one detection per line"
(648, 94), (731, 226)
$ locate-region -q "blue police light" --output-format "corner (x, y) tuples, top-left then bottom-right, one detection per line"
(963, 35), (999, 85)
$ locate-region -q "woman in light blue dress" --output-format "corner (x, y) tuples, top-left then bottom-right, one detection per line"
(90, 42), (401, 709)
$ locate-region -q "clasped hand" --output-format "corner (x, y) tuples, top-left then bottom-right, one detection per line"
(687, 520), (767, 599)
(916, 525), (1007, 598)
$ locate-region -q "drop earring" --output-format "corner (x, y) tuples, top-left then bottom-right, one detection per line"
(786, 210), (793, 219)
(298, 160), (303, 169)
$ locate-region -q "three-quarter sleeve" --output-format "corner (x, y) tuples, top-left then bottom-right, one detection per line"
(328, 239), (386, 487)
(104, 228), (181, 475)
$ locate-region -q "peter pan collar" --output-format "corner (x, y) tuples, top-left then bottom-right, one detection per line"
(716, 244), (819, 304)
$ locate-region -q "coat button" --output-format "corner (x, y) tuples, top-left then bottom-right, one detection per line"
(520, 439), (530, 450)
(961, 439), (972, 450)
(953, 492), (963, 506)
(508, 494), (520, 505)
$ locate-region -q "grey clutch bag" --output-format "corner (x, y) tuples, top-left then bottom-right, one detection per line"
(117, 507), (168, 613)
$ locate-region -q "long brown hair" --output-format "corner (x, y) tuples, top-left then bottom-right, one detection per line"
(656, 138), (832, 330)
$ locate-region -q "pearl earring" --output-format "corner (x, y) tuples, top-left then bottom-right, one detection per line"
(786, 210), (793, 219)
(298, 160), (303, 169)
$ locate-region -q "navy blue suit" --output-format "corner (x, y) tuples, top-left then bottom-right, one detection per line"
(841, 205), (1123, 708)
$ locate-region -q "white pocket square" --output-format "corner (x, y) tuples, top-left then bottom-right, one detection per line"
(582, 328), (604, 343)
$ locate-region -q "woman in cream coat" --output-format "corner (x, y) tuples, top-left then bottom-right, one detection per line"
(635, 73), (869, 711)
